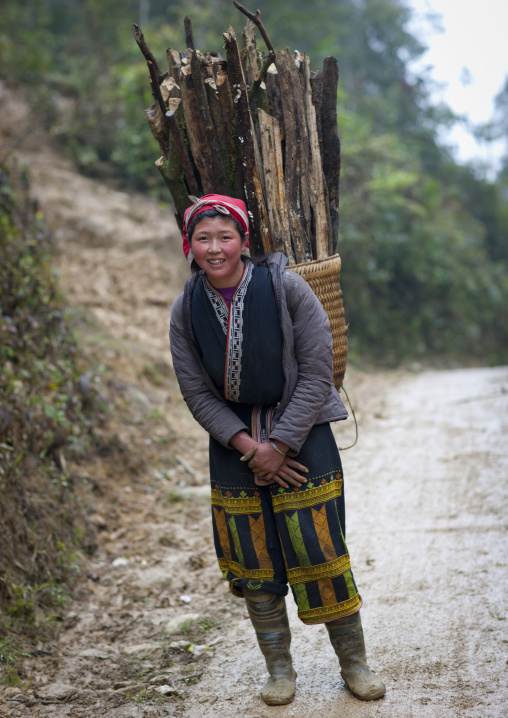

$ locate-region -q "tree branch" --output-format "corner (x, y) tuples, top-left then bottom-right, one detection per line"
(233, 2), (275, 55)
(132, 24), (163, 83)
(147, 61), (168, 121)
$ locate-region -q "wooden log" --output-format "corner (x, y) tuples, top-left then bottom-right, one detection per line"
(244, 20), (258, 83)
(265, 66), (285, 142)
(160, 76), (180, 102)
(223, 26), (272, 255)
(167, 49), (181, 82)
(321, 56), (340, 252)
(205, 78), (233, 193)
(216, 67), (244, 198)
(166, 109), (200, 197)
(303, 55), (332, 259)
(184, 16), (195, 50)
(179, 64), (218, 194)
(144, 101), (169, 160)
(294, 52), (317, 258)
(248, 51), (275, 106)
(206, 51), (224, 65)
(201, 61), (215, 82)
(275, 48), (312, 262)
(190, 50), (229, 193)
(155, 155), (190, 226)
(257, 109), (294, 262)
(240, 46), (249, 84)
(310, 70), (323, 154)
(235, 2), (275, 114)
(251, 114), (265, 197)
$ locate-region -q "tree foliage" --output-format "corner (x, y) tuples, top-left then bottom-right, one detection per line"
(0, 0), (506, 363)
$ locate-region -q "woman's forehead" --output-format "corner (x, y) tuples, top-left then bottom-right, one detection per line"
(192, 216), (241, 233)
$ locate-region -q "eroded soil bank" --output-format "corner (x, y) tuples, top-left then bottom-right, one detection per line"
(1, 84), (507, 717)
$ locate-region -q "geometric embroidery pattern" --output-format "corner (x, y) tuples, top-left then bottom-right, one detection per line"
(218, 557), (274, 581)
(273, 477), (343, 513)
(248, 514), (273, 571)
(312, 504), (337, 561)
(285, 512), (312, 566)
(298, 593), (362, 625)
(203, 277), (230, 334)
(204, 261), (253, 403)
(211, 488), (262, 515)
(318, 577), (338, 606)
(228, 516), (245, 567)
(212, 506), (231, 561)
(292, 582), (311, 612)
(287, 554), (350, 586)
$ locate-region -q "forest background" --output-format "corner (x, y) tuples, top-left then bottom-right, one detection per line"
(1, 0), (507, 363)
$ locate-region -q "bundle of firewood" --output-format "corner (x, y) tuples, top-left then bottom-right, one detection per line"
(133, 2), (340, 263)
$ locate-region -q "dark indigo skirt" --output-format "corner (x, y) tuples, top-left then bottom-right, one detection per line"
(209, 422), (361, 625)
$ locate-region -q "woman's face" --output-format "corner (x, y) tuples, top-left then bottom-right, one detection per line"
(190, 216), (248, 288)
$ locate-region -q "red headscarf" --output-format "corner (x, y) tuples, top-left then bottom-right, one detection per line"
(182, 194), (250, 260)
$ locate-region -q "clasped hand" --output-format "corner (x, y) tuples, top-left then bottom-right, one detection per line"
(240, 441), (308, 489)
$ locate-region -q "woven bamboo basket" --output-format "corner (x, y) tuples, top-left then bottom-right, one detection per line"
(289, 254), (348, 390)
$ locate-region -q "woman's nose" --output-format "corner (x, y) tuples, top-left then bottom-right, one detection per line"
(208, 238), (221, 252)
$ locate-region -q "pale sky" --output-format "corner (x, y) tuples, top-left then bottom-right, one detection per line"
(407, 0), (508, 176)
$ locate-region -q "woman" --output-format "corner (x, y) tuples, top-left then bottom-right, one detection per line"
(169, 194), (385, 705)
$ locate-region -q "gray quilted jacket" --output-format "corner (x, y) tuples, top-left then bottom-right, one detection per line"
(169, 252), (348, 454)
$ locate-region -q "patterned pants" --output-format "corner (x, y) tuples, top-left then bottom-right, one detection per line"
(209, 423), (361, 625)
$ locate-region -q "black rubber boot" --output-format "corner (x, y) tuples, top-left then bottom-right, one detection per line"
(244, 589), (297, 705)
(325, 611), (386, 701)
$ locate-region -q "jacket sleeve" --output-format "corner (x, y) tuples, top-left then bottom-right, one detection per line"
(169, 294), (248, 448)
(269, 271), (334, 454)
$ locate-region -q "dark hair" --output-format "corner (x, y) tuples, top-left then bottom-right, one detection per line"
(187, 208), (247, 242)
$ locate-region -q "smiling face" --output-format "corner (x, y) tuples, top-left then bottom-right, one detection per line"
(189, 216), (248, 288)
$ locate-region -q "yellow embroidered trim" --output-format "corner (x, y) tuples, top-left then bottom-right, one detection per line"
(218, 558), (274, 581)
(211, 489), (262, 515)
(272, 479), (343, 513)
(287, 554), (351, 586)
(298, 593), (362, 625)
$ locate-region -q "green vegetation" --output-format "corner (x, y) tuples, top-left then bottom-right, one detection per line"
(0, 162), (97, 681)
(177, 616), (220, 637)
(0, 0), (507, 364)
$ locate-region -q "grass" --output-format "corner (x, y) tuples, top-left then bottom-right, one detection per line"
(178, 617), (220, 638)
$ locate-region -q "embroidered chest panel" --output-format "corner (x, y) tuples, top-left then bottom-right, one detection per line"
(203, 262), (253, 402)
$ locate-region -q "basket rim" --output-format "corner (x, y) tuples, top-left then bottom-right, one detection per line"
(288, 253), (341, 270)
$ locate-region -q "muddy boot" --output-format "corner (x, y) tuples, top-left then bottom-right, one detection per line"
(325, 611), (385, 701)
(243, 589), (297, 705)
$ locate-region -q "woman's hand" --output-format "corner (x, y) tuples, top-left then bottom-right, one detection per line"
(241, 444), (309, 489)
(272, 457), (309, 489)
(241, 442), (285, 476)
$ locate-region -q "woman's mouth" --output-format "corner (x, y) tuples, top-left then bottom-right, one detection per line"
(208, 259), (225, 266)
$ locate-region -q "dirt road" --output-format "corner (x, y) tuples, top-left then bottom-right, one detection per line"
(1, 84), (507, 717)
